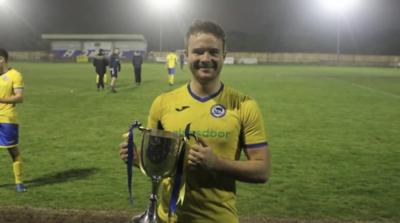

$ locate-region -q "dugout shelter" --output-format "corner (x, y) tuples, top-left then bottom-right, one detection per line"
(41, 34), (147, 61)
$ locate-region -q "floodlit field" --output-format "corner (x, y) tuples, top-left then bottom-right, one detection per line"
(0, 62), (399, 222)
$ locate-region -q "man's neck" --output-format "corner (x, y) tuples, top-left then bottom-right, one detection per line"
(190, 79), (221, 98)
(0, 65), (9, 75)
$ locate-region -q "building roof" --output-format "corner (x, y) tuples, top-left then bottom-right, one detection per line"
(41, 34), (146, 42)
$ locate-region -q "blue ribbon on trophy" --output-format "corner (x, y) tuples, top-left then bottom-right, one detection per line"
(168, 123), (198, 217)
(127, 121), (142, 205)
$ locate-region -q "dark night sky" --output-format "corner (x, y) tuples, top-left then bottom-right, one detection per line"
(1, 0), (400, 54)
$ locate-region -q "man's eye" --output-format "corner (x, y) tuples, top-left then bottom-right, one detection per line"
(191, 49), (220, 56)
(192, 49), (204, 55)
(208, 49), (219, 56)
(209, 49), (220, 56)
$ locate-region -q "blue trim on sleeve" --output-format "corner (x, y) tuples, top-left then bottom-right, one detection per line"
(245, 142), (268, 149)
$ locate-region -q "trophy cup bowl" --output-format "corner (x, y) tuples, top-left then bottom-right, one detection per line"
(132, 128), (183, 223)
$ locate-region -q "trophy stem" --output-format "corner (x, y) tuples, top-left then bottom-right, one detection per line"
(132, 176), (161, 223)
(148, 176), (161, 219)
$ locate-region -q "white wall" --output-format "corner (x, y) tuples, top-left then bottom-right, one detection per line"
(51, 41), (82, 50)
(114, 41), (147, 51)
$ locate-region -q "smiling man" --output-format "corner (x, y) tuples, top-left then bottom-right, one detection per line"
(120, 20), (271, 223)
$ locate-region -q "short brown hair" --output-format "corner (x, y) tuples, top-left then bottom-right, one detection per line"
(0, 48), (8, 62)
(185, 20), (226, 52)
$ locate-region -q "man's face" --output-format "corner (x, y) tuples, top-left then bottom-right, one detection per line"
(186, 33), (225, 84)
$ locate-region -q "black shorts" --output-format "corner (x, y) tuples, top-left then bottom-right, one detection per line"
(110, 68), (118, 78)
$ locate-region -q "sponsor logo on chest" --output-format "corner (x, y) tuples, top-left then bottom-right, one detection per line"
(2, 75), (9, 81)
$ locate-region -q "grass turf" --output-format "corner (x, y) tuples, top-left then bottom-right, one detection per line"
(0, 62), (399, 222)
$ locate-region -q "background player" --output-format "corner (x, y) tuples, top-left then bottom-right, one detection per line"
(0, 48), (26, 192)
(92, 49), (108, 91)
(165, 51), (178, 85)
(179, 51), (185, 70)
(109, 48), (121, 93)
(132, 51), (143, 86)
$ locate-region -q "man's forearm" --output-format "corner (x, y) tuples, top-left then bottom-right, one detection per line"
(213, 157), (270, 183)
(0, 95), (23, 103)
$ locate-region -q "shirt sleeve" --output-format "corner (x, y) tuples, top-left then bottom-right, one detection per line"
(240, 99), (268, 149)
(12, 71), (24, 89)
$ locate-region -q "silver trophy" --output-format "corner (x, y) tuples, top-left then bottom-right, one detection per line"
(131, 127), (184, 223)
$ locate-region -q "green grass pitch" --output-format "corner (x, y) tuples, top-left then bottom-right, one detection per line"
(0, 62), (399, 222)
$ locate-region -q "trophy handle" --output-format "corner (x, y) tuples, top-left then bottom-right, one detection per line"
(125, 121), (153, 205)
(183, 123), (200, 144)
(138, 128), (151, 176)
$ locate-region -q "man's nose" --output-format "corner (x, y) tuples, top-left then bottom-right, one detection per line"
(200, 52), (211, 61)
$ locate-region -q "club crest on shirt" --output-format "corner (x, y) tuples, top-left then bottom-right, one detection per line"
(2, 75), (9, 81)
(210, 104), (226, 118)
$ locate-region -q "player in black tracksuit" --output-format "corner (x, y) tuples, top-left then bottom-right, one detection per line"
(93, 49), (109, 91)
(132, 51), (143, 86)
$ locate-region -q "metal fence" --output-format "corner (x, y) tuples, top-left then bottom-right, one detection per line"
(9, 51), (400, 67)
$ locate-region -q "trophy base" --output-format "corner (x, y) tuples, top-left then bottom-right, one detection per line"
(131, 210), (157, 223)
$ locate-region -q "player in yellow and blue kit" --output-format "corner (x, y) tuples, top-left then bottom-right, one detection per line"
(166, 52), (178, 85)
(0, 49), (26, 192)
(120, 20), (271, 223)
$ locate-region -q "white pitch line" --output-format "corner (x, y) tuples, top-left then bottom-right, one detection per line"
(349, 82), (400, 99)
(325, 77), (400, 99)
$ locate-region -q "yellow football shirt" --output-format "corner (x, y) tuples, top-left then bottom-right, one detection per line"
(147, 83), (267, 223)
(166, 53), (177, 69)
(0, 68), (24, 124)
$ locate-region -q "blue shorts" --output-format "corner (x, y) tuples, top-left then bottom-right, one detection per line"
(168, 68), (176, 75)
(0, 123), (19, 148)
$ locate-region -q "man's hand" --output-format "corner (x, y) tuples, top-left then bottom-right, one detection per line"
(119, 141), (139, 166)
(187, 137), (270, 183)
(119, 142), (129, 163)
(187, 137), (218, 170)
